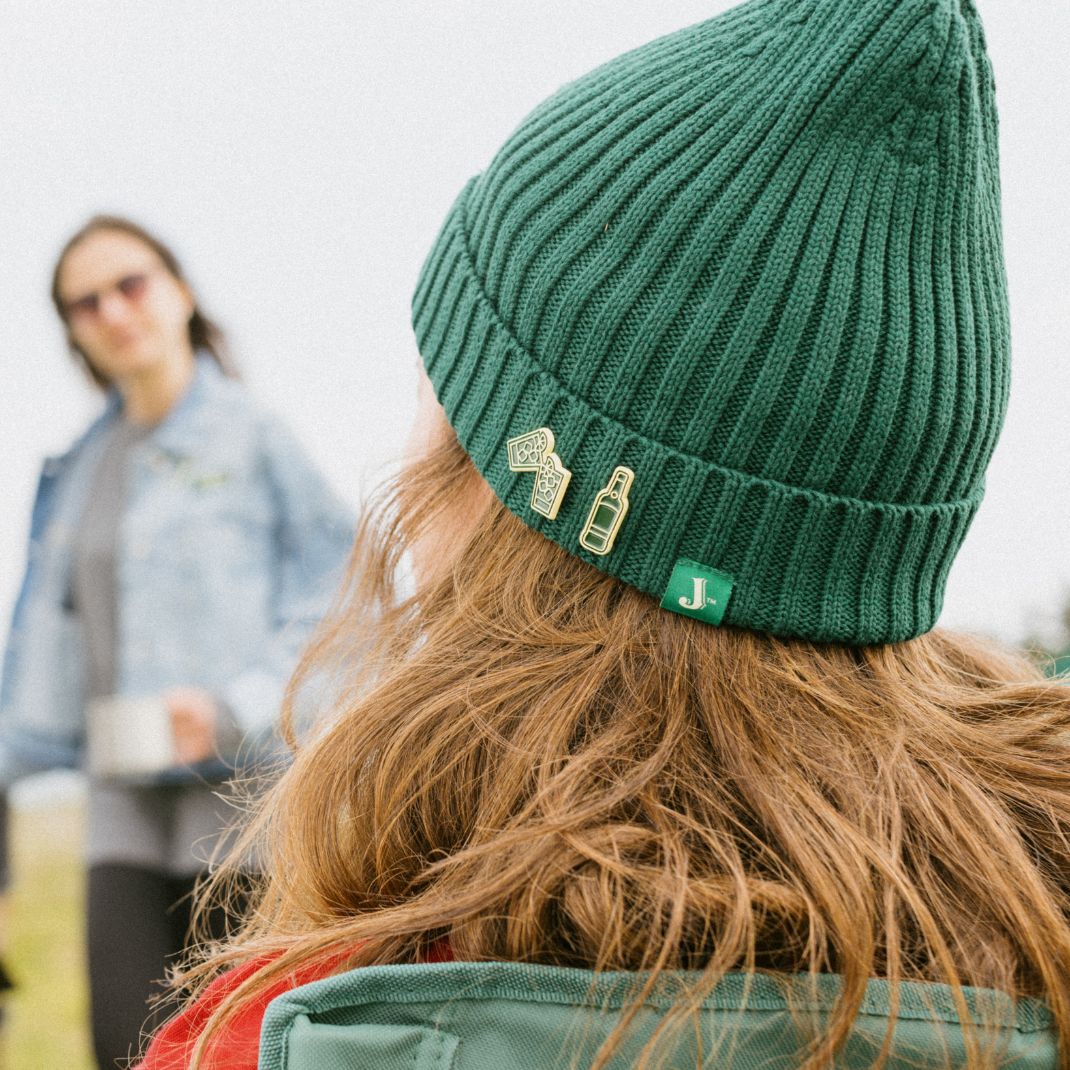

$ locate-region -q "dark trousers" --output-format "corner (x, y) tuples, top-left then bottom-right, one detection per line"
(87, 863), (235, 1069)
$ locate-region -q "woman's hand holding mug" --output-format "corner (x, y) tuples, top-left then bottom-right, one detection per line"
(164, 687), (219, 765)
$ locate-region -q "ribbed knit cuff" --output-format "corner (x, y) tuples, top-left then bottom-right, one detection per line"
(413, 181), (982, 645)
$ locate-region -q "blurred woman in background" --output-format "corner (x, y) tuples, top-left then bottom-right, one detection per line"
(0, 216), (353, 1068)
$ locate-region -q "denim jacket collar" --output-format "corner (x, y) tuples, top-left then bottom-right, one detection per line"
(64, 351), (228, 469)
(145, 352), (231, 456)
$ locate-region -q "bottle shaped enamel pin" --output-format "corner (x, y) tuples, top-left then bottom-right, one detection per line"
(579, 466), (634, 555)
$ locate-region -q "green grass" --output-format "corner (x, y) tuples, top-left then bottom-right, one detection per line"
(5, 798), (94, 1070)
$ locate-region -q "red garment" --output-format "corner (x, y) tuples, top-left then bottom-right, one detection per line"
(136, 942), (453, 1070)
(135, 956), (327, 1070)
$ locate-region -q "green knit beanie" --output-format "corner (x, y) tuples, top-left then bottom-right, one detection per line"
(411, 0), (1009, 644)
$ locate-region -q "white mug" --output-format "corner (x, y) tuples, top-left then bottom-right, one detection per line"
(86, 694), (175, 779)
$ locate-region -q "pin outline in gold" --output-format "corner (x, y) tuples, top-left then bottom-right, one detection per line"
(579, 465), (634, 556)
(506, 427), (572, 521)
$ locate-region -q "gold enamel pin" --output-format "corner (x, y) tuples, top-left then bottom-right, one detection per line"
(506, 427), (572, 520)
(579, 465), (634, 555)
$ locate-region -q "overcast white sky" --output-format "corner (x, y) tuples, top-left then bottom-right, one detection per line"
(0, 0), (1067, 648)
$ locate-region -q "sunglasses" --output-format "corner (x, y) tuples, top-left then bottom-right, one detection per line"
(63, 271), (153, 321)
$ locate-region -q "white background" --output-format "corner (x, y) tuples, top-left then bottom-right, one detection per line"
(0, 0), (1067, 651)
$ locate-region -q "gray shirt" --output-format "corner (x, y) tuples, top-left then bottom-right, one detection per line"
(72, 417), (239, 875)
(72, 417), (148, 704)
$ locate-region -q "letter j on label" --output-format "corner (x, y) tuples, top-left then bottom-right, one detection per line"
(660, 558), (734, 626)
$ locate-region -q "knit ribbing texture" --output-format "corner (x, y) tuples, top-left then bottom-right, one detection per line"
(412, 0), (1009, 644)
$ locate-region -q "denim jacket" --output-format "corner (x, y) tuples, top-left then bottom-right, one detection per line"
(0, 356), (355, 787)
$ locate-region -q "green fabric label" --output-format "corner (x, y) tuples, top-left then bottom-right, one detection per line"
(661, 558), (734, 625)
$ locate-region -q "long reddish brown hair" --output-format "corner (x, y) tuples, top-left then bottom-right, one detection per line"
(180, 425), (1070, 1068)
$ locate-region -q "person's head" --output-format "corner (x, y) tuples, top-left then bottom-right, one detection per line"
(182, 0), (1070, 1066)
(188, 416), (1070, 1069)
(51, 215), (233, 389)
